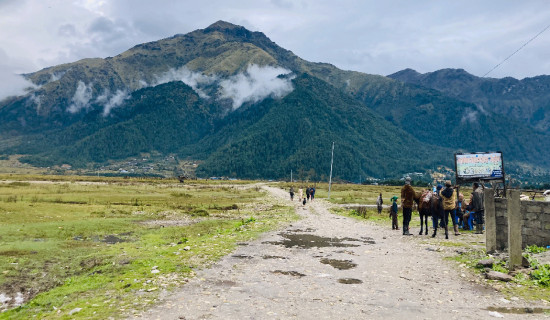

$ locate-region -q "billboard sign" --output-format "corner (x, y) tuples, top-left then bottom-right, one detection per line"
(455, 152), (504, 181)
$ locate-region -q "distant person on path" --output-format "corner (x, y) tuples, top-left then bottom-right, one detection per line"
(289, 187), (295, 201)
(298, 187), (303, 201)
(310, 187), (316, 201)
(439, 180), (460, 237)
(376, 193), (383, 214)
(400, 177), (415, 236)
(390, 196), (399, 230)
(469, 182), (485, 234)
(306, 187), (311, 201)
(302, 197), (307, 206)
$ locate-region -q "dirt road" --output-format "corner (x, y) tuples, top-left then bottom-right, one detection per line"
(134, 186), (547, 320)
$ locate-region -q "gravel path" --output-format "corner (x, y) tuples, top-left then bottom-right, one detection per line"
(134, 186), (548, 320)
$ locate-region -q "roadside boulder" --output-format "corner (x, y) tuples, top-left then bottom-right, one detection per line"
(486, 270), (513, 282)
(477, 259), (494, 268)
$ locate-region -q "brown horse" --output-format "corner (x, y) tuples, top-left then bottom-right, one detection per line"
(415, 190), (432, 235)
(430, 192), (448, 239)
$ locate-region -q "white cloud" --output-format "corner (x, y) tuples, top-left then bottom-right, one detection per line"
(67, 81), (93, 113)
(461, 109), (478, 124)
(154, 67), (217, 98)
(102, 89), (130, 116)
(219, 64), (294, 109)
(0, 67), (36, 102)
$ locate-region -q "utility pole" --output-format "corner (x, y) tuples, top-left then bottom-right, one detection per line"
(328, 141), (334, 199)
(291, 170), (293, 182)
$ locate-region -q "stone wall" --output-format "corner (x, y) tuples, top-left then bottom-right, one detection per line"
(493, 197), (550, 250)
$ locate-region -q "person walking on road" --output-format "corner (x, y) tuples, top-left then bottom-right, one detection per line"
(390, 196), (399, 230)
(401, 177), (415, 236)
(376, 193), (383, 214)
(310, 187), (316, 201)
(289, 187), (295, 201)
(306, 187), (311, 201)
(298, 187), (303, 201)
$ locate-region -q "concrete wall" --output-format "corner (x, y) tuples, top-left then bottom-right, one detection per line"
(493, 198), (550, 250)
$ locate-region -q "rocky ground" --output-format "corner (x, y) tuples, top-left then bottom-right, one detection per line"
(132, 186), (549, 320)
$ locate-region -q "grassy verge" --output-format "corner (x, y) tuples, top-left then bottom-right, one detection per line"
(0, 178), (297, 319)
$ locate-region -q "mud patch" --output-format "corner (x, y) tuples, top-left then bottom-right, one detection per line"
(338, 278), (363, 284)
(232, 254), (253, 259)
(264, 233), (373, 249)
(271, 270), (306, 277)
(0, 249), (31, 256)
(320, 258), (357, 270)
(263, 255), (287, 260)
(212, 280), (238, 287)
(486, 306), (547, 314)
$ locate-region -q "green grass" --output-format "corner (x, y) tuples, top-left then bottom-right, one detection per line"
(0, 177), (297, 319)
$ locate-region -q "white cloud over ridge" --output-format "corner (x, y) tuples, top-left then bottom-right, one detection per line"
(154, 67), (217, 99)
(220, 65), (294, 109)
(0, 71), (36, 102)
(153, 64), (294, 109)
(67, 81), (93, 113)
(102, 89), (130, 116)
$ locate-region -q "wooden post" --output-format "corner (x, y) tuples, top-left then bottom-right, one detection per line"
(507, 189), (522, 270)
(484, 188), (497, 253)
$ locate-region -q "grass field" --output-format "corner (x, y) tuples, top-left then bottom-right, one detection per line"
(0, 176), (296, 319)
(2, 176), (549, 318)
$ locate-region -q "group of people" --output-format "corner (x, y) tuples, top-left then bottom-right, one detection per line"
(289, 186), (316, 205)
(386, 177), (485, 237)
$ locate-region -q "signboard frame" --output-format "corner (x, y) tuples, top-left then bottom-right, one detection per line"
(454, 151), (506, 184)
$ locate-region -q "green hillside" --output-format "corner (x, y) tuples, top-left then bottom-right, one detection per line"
(197, 74), (448, 179)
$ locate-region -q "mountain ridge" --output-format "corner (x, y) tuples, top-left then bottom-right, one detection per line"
(1, 21), (549, 180)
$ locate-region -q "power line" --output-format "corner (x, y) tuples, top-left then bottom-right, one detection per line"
(482, 22), (550, 77)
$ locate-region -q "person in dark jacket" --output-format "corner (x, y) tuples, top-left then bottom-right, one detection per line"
(400, 177), (415, 235)
(376, 193), (383, 214)
(390, 196), (399, 230)
(469, 182), (485, 234)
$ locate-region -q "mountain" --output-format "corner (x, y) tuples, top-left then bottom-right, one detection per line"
(1, 21), (549, 179)
(196, 74), (447, 179)
(388, 68), (550, 132)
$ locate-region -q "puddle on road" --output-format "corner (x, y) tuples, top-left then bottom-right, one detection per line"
(287, 228), (316, 233)
(271, 270), (306, 277)
(232, 254), (253, 259)
(103, 235), (126, 244)
(338, 278), (363, 284)
(320, 258), (357, 270)
(263, 233), (374, 249)
(263, 255), (287, 260)
(486, 306), (547, 314)
(335, 250), (358, 255)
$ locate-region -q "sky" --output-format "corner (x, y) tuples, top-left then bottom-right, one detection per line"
(1, 0), (550, 94)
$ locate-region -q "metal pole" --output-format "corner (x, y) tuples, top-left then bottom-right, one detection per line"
(328, 142), (334, 199)
(291, 170), (292, 182)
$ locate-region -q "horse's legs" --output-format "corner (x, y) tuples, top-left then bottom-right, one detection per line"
(419, 213), (423, 235)
(425, 215), (429, 235)
(444, 210), (449, 239)
(431, 215), (437, 237)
